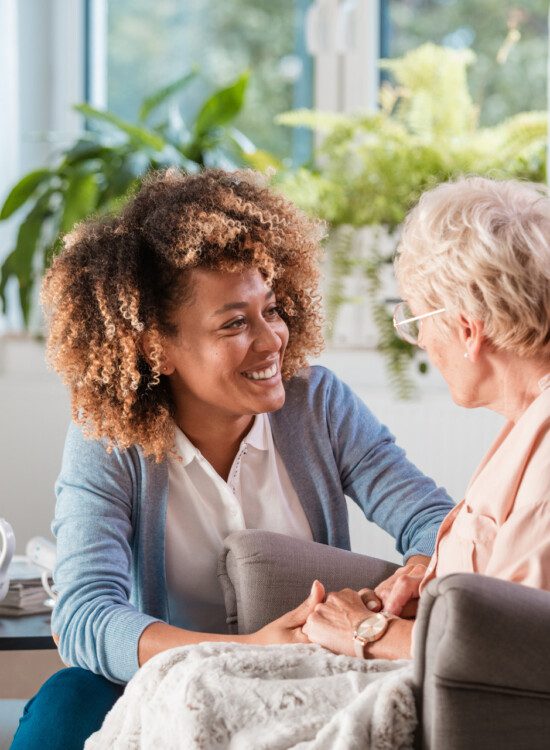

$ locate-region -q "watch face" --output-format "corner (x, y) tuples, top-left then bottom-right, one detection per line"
(356, 612), (388, 641)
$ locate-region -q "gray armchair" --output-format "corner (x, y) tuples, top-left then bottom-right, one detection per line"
(218, 529), (550, 750)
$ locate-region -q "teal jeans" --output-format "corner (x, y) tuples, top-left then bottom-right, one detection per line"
(10, 667), (124, 750)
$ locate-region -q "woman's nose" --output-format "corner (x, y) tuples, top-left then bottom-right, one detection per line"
(252, 320), (282, 352)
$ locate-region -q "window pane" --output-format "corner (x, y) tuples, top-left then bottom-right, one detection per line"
(386, 0), (548, 125)
(106, 0), (312, 162)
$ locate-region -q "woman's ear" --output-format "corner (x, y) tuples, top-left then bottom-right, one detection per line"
(141, 331), (175, 376)
(458, 314), (485, 363)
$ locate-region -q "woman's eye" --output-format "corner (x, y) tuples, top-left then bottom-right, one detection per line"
(221, 306), (280, 331)
(223, 317), (246, 330)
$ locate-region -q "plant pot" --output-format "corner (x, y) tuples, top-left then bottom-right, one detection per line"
(323, 224), (399, 349)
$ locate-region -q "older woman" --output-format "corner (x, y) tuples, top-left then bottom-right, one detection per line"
(303, 176), (550, 660)
(10, 169), (452, 750)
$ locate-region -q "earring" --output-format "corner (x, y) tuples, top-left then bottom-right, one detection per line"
(463, 352), (469, 359)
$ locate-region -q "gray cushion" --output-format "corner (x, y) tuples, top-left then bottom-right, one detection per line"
(218, 529), (399, 634)
(414, 573), (550, 749)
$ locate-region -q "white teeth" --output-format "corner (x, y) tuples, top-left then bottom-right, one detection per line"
(243, 363), (278, 380)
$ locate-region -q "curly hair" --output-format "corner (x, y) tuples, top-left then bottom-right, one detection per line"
(42, 169), (325, 461)
(395, 176), (550, 358)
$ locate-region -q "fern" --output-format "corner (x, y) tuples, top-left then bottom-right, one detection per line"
(275, 43), (547, 397)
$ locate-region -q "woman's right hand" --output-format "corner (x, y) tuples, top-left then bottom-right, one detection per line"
(251, 580), (326, 646)
(373, 555), (429, 616)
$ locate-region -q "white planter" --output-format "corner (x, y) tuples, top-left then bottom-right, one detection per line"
(322, 224), (400, 349)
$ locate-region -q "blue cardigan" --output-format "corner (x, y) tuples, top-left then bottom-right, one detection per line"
(52, 366), (453, 683)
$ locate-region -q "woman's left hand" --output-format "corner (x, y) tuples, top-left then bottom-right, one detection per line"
(251, 580), (326, 646)
(303, 588), (413, 660)
(302, 588), (370, 656)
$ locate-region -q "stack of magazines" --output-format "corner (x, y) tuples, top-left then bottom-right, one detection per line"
(0, 556), (53, 617)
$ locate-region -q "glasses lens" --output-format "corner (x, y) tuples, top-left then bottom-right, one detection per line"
(394, 303), (419, 345)
(402, 319), (419, 345)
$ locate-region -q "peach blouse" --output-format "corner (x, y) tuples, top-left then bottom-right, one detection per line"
(421, 379), (550, 592)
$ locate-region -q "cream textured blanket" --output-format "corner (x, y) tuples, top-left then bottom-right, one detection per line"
(85, 643), (415, 750)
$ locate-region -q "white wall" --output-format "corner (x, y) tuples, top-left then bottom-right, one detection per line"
(0, 340), (70, 551)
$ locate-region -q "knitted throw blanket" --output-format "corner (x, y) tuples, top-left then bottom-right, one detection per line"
(85, 643), (415, 750)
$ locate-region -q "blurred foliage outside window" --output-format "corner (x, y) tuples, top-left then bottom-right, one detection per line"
(2, 0), (549, 395)
(106, 0), (312, 164)
(387, 0), (548, 126)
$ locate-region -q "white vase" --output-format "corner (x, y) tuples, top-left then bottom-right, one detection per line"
(322, 224), (400, 349)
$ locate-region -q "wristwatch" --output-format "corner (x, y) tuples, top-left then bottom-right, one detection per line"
(353, 611), (395, 658)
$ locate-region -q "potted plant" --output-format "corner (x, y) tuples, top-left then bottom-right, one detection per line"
(0, 69), (279, 333)
(275, 43), (547, 395)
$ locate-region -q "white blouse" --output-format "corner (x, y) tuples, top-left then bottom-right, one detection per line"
(165, 413), (313, 633)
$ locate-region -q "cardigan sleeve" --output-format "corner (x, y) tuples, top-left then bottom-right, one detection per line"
(51, 422), (160, 684)
(324, 369), (454, 559)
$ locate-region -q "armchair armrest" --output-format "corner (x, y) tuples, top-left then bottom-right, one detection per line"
(218, 530), (399, 634)
(414, 573), (550, 750)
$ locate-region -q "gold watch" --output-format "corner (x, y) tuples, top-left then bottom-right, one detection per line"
(353, 611), (395, 658)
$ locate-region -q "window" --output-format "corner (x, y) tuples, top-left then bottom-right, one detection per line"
(384, 0), (548, 125)
(95, 0), (314, 164)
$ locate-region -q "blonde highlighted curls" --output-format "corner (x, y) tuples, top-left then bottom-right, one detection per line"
(42, 169), (325, 461)
(395, 176), (550, 358)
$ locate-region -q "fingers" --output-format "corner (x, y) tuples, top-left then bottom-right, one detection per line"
(325, 588), (353, 606)
(374, 563), (427, 615)
(400, 598), (419, 619)
(302, 609), (327, 641)
(383, 575), (420, 616)
(374, 563), (426, 594)
(374, 567), (407, 599)
(310, 579), (326, 604)
(293, 627), (311, 644)
(358, 588), (382, 612)
(284, 580), (326, 628)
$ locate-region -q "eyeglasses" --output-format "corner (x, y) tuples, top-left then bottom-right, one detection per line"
(393, 302), (446, 346)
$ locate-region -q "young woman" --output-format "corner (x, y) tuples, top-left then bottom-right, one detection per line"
(10, 169), (452, 749)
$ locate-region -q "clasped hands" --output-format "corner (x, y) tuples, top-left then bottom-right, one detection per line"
(255, 556), (428, 660)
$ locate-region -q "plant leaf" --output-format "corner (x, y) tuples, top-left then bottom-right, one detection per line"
(93, 147), (149, 208)
(74, 104), (166, 151)
(60, 172), (100, 233)
(139, 67), (199, 122)
(0, 250), (17, 314)
(62, 139), (111, 166)
(241, 149), (283, 172)
(0, 169), (52, 220)
(0, 192), (53, 324)
(194, 72), (250, 138)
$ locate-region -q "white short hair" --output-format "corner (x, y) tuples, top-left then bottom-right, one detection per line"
(395, 176), (550, 357)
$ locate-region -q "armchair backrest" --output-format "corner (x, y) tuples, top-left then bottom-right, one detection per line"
(218, 529), (398, 634)
(414, 573), (550, 750)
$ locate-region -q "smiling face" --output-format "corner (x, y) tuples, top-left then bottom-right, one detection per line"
(162, 267), (289, 428)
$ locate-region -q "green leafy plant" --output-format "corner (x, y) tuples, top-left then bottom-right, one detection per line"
(0, 69), (279, 328)
(275, 43), (547, 395)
